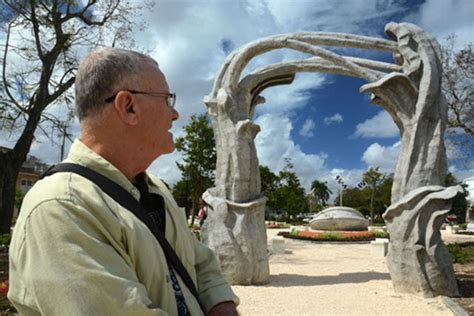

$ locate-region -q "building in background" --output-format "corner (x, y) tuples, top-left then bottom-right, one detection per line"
(0, 146), (50, 194)
(464, 176), (474, 206)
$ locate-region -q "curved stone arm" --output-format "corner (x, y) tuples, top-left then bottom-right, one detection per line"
(382, 185), (464, 297)
(360, 22), (448, 203)
(209, 32), (398, 96)
(205, 35), (400, 203)
(240, 57), (402, 109)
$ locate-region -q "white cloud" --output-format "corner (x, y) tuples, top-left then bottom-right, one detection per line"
(324, 113), (343, 125)
(417, 0), (474, 48)
(299, 119), (315, 137)
(255, 113), (327, 191)
(361, 141), (400, 172)
(354, 111), (399, 139)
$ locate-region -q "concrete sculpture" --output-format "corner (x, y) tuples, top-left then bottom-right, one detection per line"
(309, 206), (369, 231)
(202, 22), (462, 295)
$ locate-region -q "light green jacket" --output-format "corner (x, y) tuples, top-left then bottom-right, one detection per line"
(8, 140), (239, 315)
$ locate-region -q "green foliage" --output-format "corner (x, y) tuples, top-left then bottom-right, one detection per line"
(0, 234), (11, 246)
(320, 232), (343, 240)
(336, 187), (370, 215)
(373, 231), (390, 238)
(445, 172), (469, 223)
(175, 113), (216, 182)
(272, 159), (306, 216)
(337, 171), (392, 223)
(173, 113), (216, 220)
(447, 243), (474, 264)
(15, 189), (24, 211)
(259, 165), (280, 211)
(310, 179), (332, 210)
(362, 167), (385, 224)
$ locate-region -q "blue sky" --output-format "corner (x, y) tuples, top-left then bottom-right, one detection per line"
(1, 0), (473, 198)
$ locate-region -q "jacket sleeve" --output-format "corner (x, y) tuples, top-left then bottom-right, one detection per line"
(9, 198), (169, 316)
(193, 235), (240, 314)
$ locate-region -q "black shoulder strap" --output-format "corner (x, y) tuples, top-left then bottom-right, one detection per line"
(40, 163), (202, 310)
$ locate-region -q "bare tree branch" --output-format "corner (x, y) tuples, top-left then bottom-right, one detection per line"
(29, 0), (45, 62)
(2, 19), (24, 112)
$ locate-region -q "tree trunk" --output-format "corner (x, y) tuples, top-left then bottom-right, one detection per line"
(0, 152), (22, 234)
(370, 185), (375, 224)
(190, 198), (196, 226)
(0, 101), (45, 233)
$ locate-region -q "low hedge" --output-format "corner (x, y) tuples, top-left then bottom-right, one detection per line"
(447, 242), (474, 264)
(278, 230), (389, 242)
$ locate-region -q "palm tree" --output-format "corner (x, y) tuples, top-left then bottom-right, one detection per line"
(311, 179), (332, 210)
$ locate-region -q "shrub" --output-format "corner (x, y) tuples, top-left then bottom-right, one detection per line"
(0, 234), (11, 247)
(373, 231), (390, 239)
(447, 243), (474, 264)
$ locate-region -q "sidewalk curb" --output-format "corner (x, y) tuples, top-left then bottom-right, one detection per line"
(441, 296), (470, 316)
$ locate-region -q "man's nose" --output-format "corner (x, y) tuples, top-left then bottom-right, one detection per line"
(172, 108), (179, 121)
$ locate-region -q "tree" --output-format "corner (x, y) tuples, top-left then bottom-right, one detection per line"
(272, 159), (306, 217)
(0, 0), (150, 233)
(336, 174), (392, 223)
(441, 36), (473, 165)
(310, 179), (332, 211)
(445, 172), (468, 223)
(336, 187), (369, 215)
(361, 167), (385, 224)
(259, 165), (279, 211)
(174, 113), (216, 224)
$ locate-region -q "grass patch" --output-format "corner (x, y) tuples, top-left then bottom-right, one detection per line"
(447, 242), (474, 264)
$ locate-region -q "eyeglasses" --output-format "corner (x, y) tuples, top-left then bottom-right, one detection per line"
(104, 90), (176, 108)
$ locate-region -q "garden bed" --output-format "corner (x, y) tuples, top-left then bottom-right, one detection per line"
(278, 230), (389, 242)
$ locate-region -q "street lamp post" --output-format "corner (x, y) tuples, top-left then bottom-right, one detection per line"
(336, 175), (347, 206)
(184, 169), (191, 223)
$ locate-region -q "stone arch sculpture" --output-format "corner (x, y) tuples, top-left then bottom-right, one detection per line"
(201, 22), (464, 297)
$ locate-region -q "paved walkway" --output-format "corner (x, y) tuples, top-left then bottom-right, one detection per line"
(232, 228), (473, 316)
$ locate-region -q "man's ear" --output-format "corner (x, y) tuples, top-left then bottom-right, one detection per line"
(112, 91), (138, 125)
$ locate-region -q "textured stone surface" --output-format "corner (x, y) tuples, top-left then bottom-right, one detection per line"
(309, 206), (369, 231)
(361, 23), (448, 203)
(201, 189), (269, 285)
(203, 22), (457, 293)
(383, 185), (464, 297)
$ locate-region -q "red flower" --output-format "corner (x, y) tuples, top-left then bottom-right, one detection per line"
(0, 281), (8, 296)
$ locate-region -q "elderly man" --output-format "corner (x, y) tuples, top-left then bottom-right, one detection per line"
(8, 47), (239, 315)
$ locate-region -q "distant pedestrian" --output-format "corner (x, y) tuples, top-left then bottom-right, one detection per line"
(198, 203), (208, 228)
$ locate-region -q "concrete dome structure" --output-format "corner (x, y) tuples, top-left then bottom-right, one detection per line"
(309, 206), (369, 231)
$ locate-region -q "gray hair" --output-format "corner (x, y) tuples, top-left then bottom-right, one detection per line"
(75, 47), (158, 120)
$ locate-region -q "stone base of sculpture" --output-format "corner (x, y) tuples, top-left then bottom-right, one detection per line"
(309, 206), (369, 231)
(201, 189), (269, 285)
(466, 223), (474, 232)
(383, 186), (464, 297)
